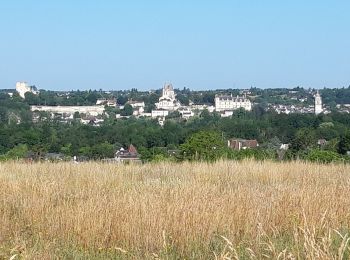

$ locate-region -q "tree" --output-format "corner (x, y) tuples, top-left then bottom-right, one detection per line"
(200, 109), (211, 120)
(265, 136), (282, 150)
(176, 94), (190, 106)
(24, 92), (40, 105)
(5, 144), (29, 159)
(180, 131), (226, 161)
(0, 107), (8, 124)
(91, 142), (115, 159)
(291, 128), (317, 151)
(86, 91), (99, 105)
(79, 146), (92, 157)
(117, 96), (128, 105)
(252, 104), (266, 118)
(60, 143), (73, 156)
(31, 144), (49, 160)
(0, 93), (10, 101)
(120, 104), (133, 116)
(73, 112), (81, 119)
(338, 132), (350, 155)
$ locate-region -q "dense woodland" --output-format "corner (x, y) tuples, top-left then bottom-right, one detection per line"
(0, 87), (350, 163)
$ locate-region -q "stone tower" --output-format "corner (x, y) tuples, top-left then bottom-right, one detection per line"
(314, 90), (323, 115)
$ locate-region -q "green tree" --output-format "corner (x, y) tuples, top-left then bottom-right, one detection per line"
(73, 112), (81, 119)
(120, 104), (133, 116)
(291, 128), (317, 151)
(117, 96), (128, 105)
(86, 91), (99, 104)
(6, 144), (29, 159)
(79, 146), (92, 157)
(180, 131), (226, 161)
(176, 94), (190, 106)
(60, 143), (73, 156)
(91, 142), (115, 159)
(24, 92), (40, 105)
(0, 107), (8, 124)
(338, 132), (350, 155)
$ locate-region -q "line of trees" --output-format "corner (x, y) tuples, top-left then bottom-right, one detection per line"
(1, 90), (350, 163)
(0, 112), (349, 163)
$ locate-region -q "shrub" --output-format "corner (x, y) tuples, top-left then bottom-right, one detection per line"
(305, 149), (343, 164)
(5, 144), (29, 160)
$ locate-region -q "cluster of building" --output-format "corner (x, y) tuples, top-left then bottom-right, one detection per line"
(268, 91), (328, 115)
(13, 81), (331, 125)
(128, 83), (253, 124)
(268, 104), (325, 115)
(111, 83), (252, 125)
(31, 105), (105, 125)
(335, 104), (350, 113)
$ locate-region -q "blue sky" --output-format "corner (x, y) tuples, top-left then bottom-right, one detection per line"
(0, 1), (349, 90)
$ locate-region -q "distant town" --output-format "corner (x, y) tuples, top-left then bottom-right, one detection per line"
(1, 81), (350, 163)
(3, 81), (350, 127)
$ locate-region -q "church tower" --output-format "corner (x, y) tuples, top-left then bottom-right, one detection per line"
(314, 90), (323, 115)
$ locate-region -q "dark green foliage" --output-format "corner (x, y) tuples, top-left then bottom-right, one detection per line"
(226, 148), (276, 161)
(180, 131), (226, 161)
(1, 87), (350, 162)
(117, 95), (128, 105)
(120, 104), (133, 116)
(290, 128), (317, 151)
(91, 142), (115, 159)
(176, 93), (190, 106)
(305, 149), (343, 164)
(338, 132), (350, 155)
(24, 92), (41, 105)
(1, 144), (29, 160)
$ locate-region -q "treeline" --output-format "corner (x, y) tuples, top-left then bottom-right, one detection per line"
(1, 89), (350, 163)
(0, 96), (350, 163)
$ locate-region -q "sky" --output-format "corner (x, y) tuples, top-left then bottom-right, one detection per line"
(0, 0), (349, 91)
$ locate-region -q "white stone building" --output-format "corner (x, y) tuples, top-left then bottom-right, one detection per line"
(151, 110), (169, 118)
(96, 99), (116, 106)
(128, 100), (145, 108)
(314, 90), (323, 115)
(215, 94), (252, 112)
(178, 108), (194, 119)
(31, 105), (105, 117)
(155, 83), (181, 111)
(16, 82), (39, 98)
(190, 104), (215, 113)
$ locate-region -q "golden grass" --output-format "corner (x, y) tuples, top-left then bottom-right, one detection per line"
(0, 160), (350, 259)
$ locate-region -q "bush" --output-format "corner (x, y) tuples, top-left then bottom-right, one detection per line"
(5, 144), (29, 160)
(305, 149), (343, 164)
(226, 148), (276, 161)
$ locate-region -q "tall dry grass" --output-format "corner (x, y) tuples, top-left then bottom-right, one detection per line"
(0, 160), (350, 259)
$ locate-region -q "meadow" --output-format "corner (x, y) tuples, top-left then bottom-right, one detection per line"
(0, 160), (350, 259)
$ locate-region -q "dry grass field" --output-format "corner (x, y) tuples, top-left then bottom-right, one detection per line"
(0, 160), (350, 259)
